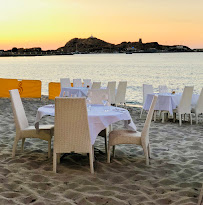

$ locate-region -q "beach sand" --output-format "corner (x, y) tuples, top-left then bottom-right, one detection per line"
(0, 96), (202, 205)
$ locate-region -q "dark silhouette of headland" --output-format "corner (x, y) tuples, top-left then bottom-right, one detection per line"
(0, 36), (202, 57)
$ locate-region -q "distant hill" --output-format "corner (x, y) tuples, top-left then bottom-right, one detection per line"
(57, 37), (193, 53)
(57, 37), (116, 53)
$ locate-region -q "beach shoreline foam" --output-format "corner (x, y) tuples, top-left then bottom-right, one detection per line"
(0, 96), (202, 205)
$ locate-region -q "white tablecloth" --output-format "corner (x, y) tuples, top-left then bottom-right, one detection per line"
(35, 105), (136, 145)
(60, 87), (88, 97)
(143, 93), (199, 115)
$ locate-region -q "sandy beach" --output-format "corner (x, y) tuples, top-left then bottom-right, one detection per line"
(0, 96), (202, 205)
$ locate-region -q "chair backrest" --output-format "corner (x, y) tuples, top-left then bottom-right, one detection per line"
(87, 89), (110, 105)
(60, 78), (71, 88)
(73, 79), (82, 87)
(196, 88), (203, 113)
(107, 81), (116, 104)
(115, 81), (127, 104)
(54, 98), (91, 154)
(178, 86), (194, 113)
(83, 79), (92, 88)
(9, 89), (29, 132)
(143, 84), (154, 105)
(141, 95), (158, 145)
(159, 85), (168, 93)
(91, 82), (101, 89)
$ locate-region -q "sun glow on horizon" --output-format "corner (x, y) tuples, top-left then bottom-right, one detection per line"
(0, 0), (203, 50)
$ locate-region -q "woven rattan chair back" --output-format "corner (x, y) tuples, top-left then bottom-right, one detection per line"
(107, 81), (116, 104)
(141, 96), (158, 146)
(54, 97), (91, 154)
(73, 79), (82, 87)
(87, 89), (110, 105)
(91, 82), (101, 89)
(178, 86), (194, 113)
(115, 81), (127, 105)
(9, 89), (29, 131)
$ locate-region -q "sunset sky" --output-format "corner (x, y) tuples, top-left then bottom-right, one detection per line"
(1, 0), (203, 50)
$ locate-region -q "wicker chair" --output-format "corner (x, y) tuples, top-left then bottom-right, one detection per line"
(73, 79), (82, 87)
(107, 96), (158, 165)
(140, 84), (154, 118)
(60, 78), (71, 88)
(173, 86), (194, 126)
(192, 88), (203, 124)
(87, 89), (110, 105)
(9, 89), (54, 158)
(91, 82), (101, 89)
(53, 97), (94, 174)
(107, 81), (116, 105)
(83, 79), (92, 88)
(115, 81), (127, 107)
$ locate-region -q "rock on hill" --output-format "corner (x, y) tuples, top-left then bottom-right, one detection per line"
(57, 37), (115, 53)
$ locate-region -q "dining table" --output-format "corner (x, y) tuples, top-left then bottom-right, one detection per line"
(35, 104), (137, 145)
(143, 92), (199, 115)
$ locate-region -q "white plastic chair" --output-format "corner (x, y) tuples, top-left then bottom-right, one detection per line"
(107, 96), (158, 165)
(173, 86), (194, 126)
(191, 88), (203, 124)
(87, 89), (110, 105)
(60, 78), (71, 88)
(107, 81), (116, 105)
(159, 85), (168, 93)
(140, 84), (154, 118)
(73, 79), (82, 87)
(53, 97), (94, 174)
(91, 82), (101, 89)
(9, 89), (54, 158)
(83, 79), (92, 88)
(115, 81), (127, 107)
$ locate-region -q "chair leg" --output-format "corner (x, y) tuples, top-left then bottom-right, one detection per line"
(89, 149), (94, 174)
(190, 113), (192, 125)
(179, 114), (182, 126)
(12, 137), (19, 158)
(143, 146), (149, 165)
(161, 112), (165, 123)
(104, 134), (108, 155)
(21, 138), (25, 152)
(198, 184), (203, 205)
(113, 145), (116, 157)
(48, 138), (51, 158)
(173, 113), (176, 122)
(140, 108), (143, 119)
(148, 144), (151, 159)
(196, 112), (198, 124)
(153, 111), (157, 122)
(57, 154), (60, 164)
(107, 144), (111, 163)
(53, 153), (57, 173)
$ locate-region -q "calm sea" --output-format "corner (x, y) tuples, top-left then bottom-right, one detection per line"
(0, 53), (202, 104)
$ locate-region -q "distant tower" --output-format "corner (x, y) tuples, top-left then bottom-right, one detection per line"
(90, 34), (95, 39)
(139, 38), (142, 44)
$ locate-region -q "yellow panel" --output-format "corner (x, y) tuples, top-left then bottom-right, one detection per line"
(21, 80), (41, 98)
(0, 78), (41, 98)
(0, 78), (19, 97)
(49, 82), (61, 100)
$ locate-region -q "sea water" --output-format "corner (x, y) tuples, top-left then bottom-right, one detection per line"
(0, 52), (202, 104)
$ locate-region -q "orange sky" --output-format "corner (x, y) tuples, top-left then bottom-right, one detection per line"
(1, 0), (203, 50)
